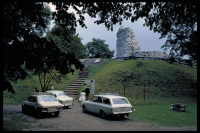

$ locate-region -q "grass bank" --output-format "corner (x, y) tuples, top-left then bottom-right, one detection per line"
(78, 59), (197, 127)
(3, 66), (79, 105)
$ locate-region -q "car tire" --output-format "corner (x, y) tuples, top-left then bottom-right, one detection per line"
(82, 105), (87, 113)
(36, 109), (42, 118)
(54, 112), (59, 117)
(100, 110), (106, 118)
(22, 104), (26, 114)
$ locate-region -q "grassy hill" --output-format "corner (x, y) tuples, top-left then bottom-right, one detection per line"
(78, 59), (197, 99)
(3, 66), (79, 105)
(77, 58), (197, 127)
(3, 59), (197, 127)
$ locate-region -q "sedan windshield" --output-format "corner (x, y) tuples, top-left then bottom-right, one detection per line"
(38, 96), (57, 102)
(56, 92), (68, 97)
(112, 98), (129, 104)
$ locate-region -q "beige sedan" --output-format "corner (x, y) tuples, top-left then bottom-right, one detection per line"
(81, 94), (133, 118)
(22, 92), (63, 118)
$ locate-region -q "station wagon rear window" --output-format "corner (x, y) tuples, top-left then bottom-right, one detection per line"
(112, 98), (129, 104)
(38, 96), (57, 102)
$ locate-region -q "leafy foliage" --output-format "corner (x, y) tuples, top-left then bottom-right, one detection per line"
(86, 38), (115, 58)
(3, 2), (84, 94)
(50, 2), (197, 62)
(132, 2), (197, 62)
(46, 22), (88, 59)
(4, 2), (197, 94)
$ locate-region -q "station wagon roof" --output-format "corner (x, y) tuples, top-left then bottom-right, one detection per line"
(30, 95), (54, 98)
(93, 95), (124, 98)
(46, 90), (63, 94)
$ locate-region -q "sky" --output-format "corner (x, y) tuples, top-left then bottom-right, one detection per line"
(48, 3), (172, 58)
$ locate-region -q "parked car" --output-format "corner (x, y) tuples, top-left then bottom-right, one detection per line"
(46, 90), (74, 108)
(22, 92), (63, 118)
(81, 93), (133, 118)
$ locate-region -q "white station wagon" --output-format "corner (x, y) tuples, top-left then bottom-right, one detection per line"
(81, 93), (133, 118)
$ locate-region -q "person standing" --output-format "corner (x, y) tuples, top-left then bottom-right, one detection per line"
(85, 86), (90, 100)
(79, 89), (86, 102)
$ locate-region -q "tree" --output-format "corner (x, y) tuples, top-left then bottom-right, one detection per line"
(4, 2), (197, 93)
(86, 38), (115, 58)
(4, 2), (84, 94)
(132, 2), (197, 63)
(50, 2), (197, 62)
(46, 22), (88, 59)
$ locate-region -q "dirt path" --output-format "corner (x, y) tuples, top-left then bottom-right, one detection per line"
(3, 95), (197, 131)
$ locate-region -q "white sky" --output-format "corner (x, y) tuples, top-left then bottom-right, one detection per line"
(48, 3), (188, 59)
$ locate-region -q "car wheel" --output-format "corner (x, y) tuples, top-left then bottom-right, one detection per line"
(36, 109), (42, 118)
(54, 112), (59, 117)
(100, 110), (106, 118)
(82, 105), (87, 113)
(22, 104), (26, 114)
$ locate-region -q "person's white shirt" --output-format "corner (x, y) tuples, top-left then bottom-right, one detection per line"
(79, 92), (86, 102)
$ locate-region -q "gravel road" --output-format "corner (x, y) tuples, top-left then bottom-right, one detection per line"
(3, 95), (197, 131)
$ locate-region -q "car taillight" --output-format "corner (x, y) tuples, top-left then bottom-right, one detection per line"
(111, 108), (113, 111)
(131, 107), (133, 110)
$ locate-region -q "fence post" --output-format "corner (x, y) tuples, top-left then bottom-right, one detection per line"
(144, 84), (145, 102)
(116, 82), (118, 93)
(124, 84), (125, 97)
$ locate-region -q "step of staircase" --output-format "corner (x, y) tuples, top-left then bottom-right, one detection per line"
(64, 90), (79, 95)
(67, 86), (80, 89)
(65, 67), (88, 95)
(68, 83), (82, 86)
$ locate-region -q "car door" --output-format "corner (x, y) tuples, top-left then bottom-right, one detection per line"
(86, 96), (98, 112)
(94, 96), (103, 113)
(28, 96), (38, 114)
(25, 96), (33, 112)
(101, 97), (112, 115)
(30, 96), (38, 108)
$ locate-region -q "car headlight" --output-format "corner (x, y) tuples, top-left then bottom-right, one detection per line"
(42, 108), (48, 111)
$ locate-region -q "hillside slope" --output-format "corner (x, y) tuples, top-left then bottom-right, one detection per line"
(84, 59), (197, 99)
(3, 66), (79, 104)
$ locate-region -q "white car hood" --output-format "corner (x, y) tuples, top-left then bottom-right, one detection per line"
(56, 96), (73, 101)
(39, 102), (62, 107)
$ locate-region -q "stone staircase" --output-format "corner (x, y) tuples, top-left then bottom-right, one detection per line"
(64, 67), (88, 95)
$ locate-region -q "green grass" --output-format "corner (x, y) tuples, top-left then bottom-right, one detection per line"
(78, 59), (197, 127)
(128, 97), (197, 127)
(3, 66), (79, 105)
(85, 59), (197, 97)
(4, 59), (197, 127)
